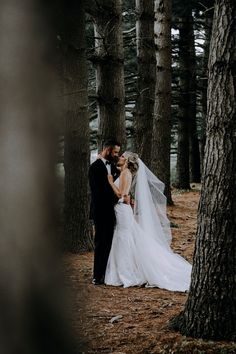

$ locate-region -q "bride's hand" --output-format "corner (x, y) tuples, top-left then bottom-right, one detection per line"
(123, 195), (130, 205)
(107, 174), (114, 184)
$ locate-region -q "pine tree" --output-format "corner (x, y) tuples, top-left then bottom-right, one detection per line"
(152, 0), (173, 204)
(89, 0), (126, 150)
(135, 0), (156, 167)
(171, 0), (236, 340)
(62, 0), (92, 252)
(0, 0), (74, 352)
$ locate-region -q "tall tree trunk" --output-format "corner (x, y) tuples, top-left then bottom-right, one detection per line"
(188, 15), (201, 183)
(172, 0), (236, 340)
(134, 0), (156, 167)
(175, 9), (192, 189)
(91, 0), (126, 150)
(62, 0), (92, 252)
(152, 0), (173, 204)
(200, 4), (214, 168)
(0, 1), (74, 352)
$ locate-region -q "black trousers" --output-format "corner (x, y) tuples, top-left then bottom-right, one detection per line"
(93, 213), (115, 281)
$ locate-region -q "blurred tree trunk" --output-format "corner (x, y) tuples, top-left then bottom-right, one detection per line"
(200, 4), (214, 168)
(61, 0), (92, 252)
(172, 0), (236, 340)
(152, 0), (173, 204)
(175, 8), (192, 189)
(90, 0), (126, 150)
(134, 0), (156, 167)
(0, 0), (75, 353)
(188, 14), (201, 183)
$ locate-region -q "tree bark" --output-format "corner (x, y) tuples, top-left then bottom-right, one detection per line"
(152, 0), (173, 204)
(134, 0), (156, 167)
(62, 0), (92, 252)
(0, 0), (75, 352)
(175, 9), (192, 189)
(200, 4), (214, 169)
(172, 0), (236, 340)
(188, 14), (201, 183)
(91, 0), (126, 150)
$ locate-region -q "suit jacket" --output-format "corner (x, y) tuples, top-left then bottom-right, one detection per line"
(88, 159), (120, 221)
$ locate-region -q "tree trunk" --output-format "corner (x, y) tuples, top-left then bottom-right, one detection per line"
(188, 15), (201, 183)
(152, 0), (173, 204)
(0, 1), (75, 352)
(91, 0), (126, 150)
(134, 0), (156, 167)
(175, 9), (192, 189)
(200, 4), (214, 168)
(172, 0), (236, 340)
(62, 0), (92, 252)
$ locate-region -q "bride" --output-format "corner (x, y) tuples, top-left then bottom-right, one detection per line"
(104, 152), (192, 292)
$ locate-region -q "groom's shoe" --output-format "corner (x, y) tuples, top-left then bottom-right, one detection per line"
(92, 278), (104, 285)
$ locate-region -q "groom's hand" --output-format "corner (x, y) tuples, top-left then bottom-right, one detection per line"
(123, 195), (130, 205)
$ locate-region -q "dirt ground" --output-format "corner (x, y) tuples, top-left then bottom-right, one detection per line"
(64, 188), (236, 354)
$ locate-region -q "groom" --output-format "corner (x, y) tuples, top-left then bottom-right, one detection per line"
(89, 139), (126, 285)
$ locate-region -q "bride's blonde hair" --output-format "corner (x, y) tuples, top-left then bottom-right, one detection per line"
(123, 151), (139, 176)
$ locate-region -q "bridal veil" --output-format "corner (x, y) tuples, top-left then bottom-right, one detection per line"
(131, 157), (172, 250)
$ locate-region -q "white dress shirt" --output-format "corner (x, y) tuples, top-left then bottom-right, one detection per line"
(101, 157), (111, 174)
(100, 157), (124, 204)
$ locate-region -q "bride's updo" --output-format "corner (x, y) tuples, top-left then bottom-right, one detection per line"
(123, 151), (139, 176)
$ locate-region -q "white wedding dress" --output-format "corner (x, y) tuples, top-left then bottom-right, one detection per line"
(105, 159), (192, 292)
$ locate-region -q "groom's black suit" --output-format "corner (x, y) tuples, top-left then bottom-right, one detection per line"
(89, 159), (120, 282)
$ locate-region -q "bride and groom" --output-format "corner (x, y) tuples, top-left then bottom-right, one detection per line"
(89, 139), (192, 291)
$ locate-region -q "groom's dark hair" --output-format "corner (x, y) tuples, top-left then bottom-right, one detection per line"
(102, 139), (121, 149)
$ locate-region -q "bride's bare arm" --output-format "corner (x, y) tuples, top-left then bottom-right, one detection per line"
(107, 175), (122, 198)
(107, 171), (131, 198)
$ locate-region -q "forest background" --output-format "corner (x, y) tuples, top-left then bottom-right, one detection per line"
(0, 0), (235, 353)
(61, 0), (214, 252)
(60, 0), (236, 348)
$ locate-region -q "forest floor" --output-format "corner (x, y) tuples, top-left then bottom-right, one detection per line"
(64, 187), (236, 354)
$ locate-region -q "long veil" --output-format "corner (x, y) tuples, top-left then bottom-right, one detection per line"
(132, 159), (172, 250)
